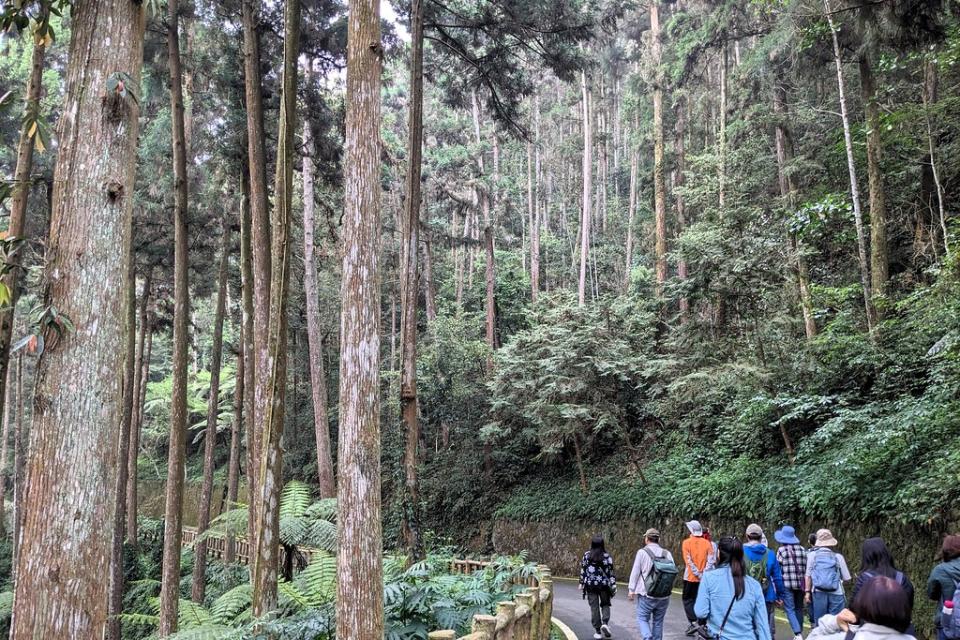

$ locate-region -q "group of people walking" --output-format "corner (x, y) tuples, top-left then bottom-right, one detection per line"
(578, 522), (960, 640)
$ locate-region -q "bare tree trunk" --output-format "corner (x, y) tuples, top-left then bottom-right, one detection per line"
(9, 0), (145, 632)
(239, 168), (256, 548)
(624, 113), (638, 294)
(922, 60), (949, 256)
(126, 290), (152, 543)
(718, 43), (727, 214)
(192, 221), (230, 602)
(859, 54), (888, 301)
(484, 226), (496, 374)
(12, 355), (24, 582)
(338, 1), (383, 637)
(527, 141), (537, 302)
(225, 321), (244, 564)
(651, 1), (668, 295)
(0, 367), (10, 539)
(107, 245), (138, 640)
(824, 0), (875, 332)
(530, 93), (542, 302)
(773, 76), (817, 340)
(674, 101), (689, 319)
(400, 0), (425, 562)
(159, 0), (192, 630)
(251, 0), (300, 619)
(578, 70), (592, 307)
(0, 22), (46, 454)
(302, 92), (336, 499)
(422, 234), (438, 324)
(241, 0), (271, 539)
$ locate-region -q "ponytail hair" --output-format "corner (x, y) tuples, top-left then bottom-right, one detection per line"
(589, 535), (606, 565)
(717, 536), (746, 600)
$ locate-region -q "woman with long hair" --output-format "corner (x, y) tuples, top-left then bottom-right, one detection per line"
(580, 534), (616, 639)
(851, 537), (915, 634)
(694, 536), (770, 640)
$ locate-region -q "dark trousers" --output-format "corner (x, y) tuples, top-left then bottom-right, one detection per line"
(587, 589), (612, 632)
(682, 580), (700, 623)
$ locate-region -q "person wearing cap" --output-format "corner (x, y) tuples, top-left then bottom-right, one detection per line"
(805, 529), (852, 625)
(776, 525), (809, 640)
(744, 523), (786, 640)
(682, 519), (717, 635)
(629, 528), (675, 640)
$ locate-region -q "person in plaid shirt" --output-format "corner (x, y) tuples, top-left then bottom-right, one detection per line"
(776, 525), (808, 640)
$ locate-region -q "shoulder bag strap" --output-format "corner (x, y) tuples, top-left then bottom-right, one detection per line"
(717, 595), (736, 640)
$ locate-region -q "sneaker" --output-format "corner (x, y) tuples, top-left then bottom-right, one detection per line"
(686, 623), (699, 636)
(601, 624), (613, 638)
(593, 634), (602, 640)
(794, 635), (804, 640)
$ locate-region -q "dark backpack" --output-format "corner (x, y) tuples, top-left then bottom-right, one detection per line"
(745, 549), (770, 591)
(643, 547), (679, 598)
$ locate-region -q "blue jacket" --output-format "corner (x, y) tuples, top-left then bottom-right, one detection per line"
(743, 542), (786, 602)
(695, 566), (772, 640)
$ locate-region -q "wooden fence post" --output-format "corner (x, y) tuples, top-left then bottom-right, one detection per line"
(473, 614), (498, 639)
(428, 632), (456, 640)
(515, 592), (535, 640)
(497, 601), (517, 640)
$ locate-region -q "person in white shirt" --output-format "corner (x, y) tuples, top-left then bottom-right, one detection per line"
(629, 528), (676, 640)
(805, 529), (853, 625)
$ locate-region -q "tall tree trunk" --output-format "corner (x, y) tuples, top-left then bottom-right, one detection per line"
(922, 59), (949, 255)
(126, 293), (152, 542)
(0, 367), (10, 539)
(9, 0), (145, 632)
(252, 0), (300, 619)
(527, 141), (537, 302)
(192, 221), (230, 602)
(302, 93), (336, 499)
(422, 234), (438, 324)
(0, 20), (46, 453)
(241, 0), (271, 539)
(159, 0), (192, 630)
(718, 43), (727, 214)
(225, 323), (244, 565)
(578, 70), (592, 307)
(824, 0), (875, 332)
(400, 0), (425, 562)
(859, 54), (889, 300)
(624, 113), (638, 294)
(530, 93), (542, 302)
(651, 1), (667, 294)
(338, 0), (383, 637)
(484, 226), (496, 374)
(12, 355), (24, 582)
(239, 168), (256, 548)
(674, 100), (689, 320)
(773, 76), (817, 340)
(107, 246), (138, 640)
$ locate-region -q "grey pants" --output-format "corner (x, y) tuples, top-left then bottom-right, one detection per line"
(587, 590), (612, 632)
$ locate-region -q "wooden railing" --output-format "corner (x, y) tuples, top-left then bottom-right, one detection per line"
(429, 561), (555, 640)
(141, 526), (324, 570)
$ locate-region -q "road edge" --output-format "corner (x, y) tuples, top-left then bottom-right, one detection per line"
(552, 616), (579, 640)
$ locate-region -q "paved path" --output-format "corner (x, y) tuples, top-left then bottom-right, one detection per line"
(552, 579), (794, 640)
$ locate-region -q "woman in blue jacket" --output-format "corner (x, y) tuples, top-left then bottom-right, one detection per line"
(695, 536), (772, 640)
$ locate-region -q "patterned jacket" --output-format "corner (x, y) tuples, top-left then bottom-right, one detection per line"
(580, 551), (616, 593)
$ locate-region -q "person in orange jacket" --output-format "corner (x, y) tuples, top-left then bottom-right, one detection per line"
(682, 520), (717, 635)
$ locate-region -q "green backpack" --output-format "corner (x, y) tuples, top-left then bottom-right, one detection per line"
(745, 550), (770, 591)
(642, 548), (679, 598)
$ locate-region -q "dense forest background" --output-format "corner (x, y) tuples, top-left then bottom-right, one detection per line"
(2, 0), (960, 637)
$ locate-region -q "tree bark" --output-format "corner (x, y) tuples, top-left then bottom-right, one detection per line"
(241, 0), (271, 538)
(651, 2), (668, 294)
(107, 245), (138, 640)
(824, 0), (875, 332)
(773, 76), (817, 340)
(338, 0), (384, 637)
(922, 60), (949, 256)
(302, 94), (336, 500)
(0, 365), (10, 539)
(422, 234), (438, 324)
(126, 296), (152, 542)
(12, 355), (24, 581)
(191, 220), (230, 602)
(0, 21), (46, 455)
(159, 0), (192, 631)
(624, 116), (638, 295)
(674, 100), (689, 319)
(859, 54), (888, 301)
(225, 323), (244, 564)
(9, 0), (145, 632)
(400, 0), (425, 562)
(239, 168), (256, 548)
(251, 0), (300, 619)
(578, 70), (592, 307)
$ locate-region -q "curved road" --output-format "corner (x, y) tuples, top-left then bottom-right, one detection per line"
(552, 579), (794, 640)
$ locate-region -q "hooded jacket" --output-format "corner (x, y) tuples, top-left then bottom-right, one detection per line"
(928, 557), (960, 625)
(743, 541), (786, 603)
(807, 614), (915, 640)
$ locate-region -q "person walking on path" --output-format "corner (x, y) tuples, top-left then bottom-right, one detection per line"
(629, 528), (679, 640)
(927, 534), (960, 640)
(695, 536), (772, 640)
(807, 576), (913, 640)
(851, 537), (915, 635)
(776, 525), (808, 640)
(805, 529), (852, 625)
(683, 520), (717, 635)
(744, 523), (786, 640)
(580, 535), (617, 639)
